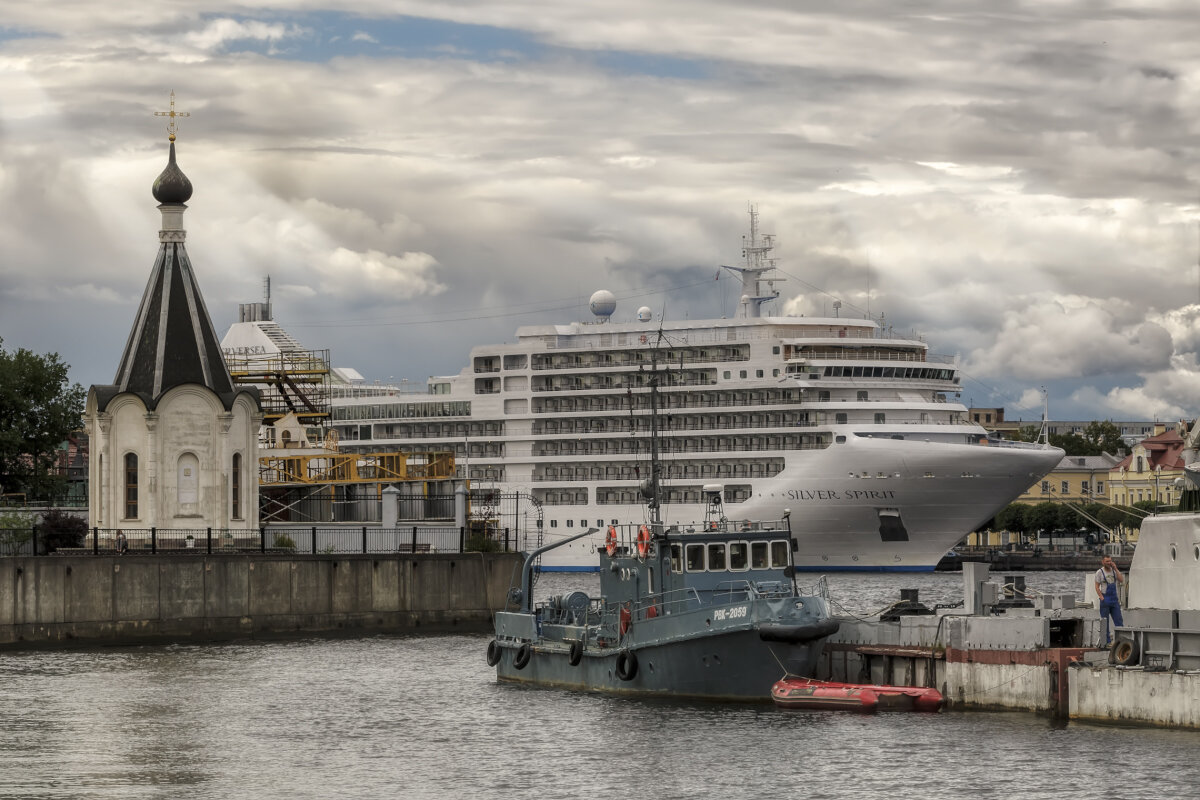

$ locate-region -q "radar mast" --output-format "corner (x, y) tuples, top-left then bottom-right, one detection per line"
(720, 205), (783, 318)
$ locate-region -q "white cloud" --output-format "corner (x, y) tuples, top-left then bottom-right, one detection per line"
(0, 1), (1199, 424)
(968, 297), (1174, 380)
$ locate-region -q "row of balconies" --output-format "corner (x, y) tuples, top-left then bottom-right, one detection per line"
(532, 389), (800, 413)
(533, 435), (823, 457)
(533, 459), (784, 482)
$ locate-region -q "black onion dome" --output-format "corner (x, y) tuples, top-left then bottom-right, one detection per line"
(152, 141), (193, 204)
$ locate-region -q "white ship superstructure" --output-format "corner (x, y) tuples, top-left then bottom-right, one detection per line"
(223, 210), (1062, 571)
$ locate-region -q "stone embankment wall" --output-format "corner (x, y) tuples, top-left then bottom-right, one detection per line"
(0, 552), (524, 649)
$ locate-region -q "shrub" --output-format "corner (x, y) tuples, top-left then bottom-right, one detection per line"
(272, 534), (297, 551)
(465, 533), (500, 553)
(0, 510), (34, 555)
(37, 508), (86, 552)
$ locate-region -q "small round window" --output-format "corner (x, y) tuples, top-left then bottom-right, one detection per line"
(1171, 545), (1177, 561)
(1193, 545), (1199, 561)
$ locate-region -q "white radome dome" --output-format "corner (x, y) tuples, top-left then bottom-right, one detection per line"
(589, 289), (617, 318)
(637, 306), (652, 322)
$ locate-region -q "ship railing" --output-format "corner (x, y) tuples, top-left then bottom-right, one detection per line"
(711, 580), (758, 604)
(626, 587), (703, 619)
(798, 575), (831, 602)
(986, 438), (1056, 450)
(540, 325), (931, 351)
(530, 353), (750, 370)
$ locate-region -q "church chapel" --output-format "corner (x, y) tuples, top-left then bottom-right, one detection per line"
(86, 101), (261, 531)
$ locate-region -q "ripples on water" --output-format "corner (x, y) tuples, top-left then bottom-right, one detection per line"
(1, 572), (1196, 799)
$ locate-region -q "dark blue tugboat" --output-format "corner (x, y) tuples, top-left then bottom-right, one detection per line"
(487, 514), (839, 699)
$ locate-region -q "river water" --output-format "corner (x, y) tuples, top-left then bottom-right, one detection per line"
(2, 571), (1197, 800)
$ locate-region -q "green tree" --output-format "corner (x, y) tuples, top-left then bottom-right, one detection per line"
(1015, 425), (1042, 443)
(1027, 502), (1060, 537)
(996, 504), (1028, 536)
(0, 338), (84, 500)
(1083, 421), (1125, 455)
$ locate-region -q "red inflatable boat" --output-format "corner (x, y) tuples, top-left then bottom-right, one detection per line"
(771, 677), (944, 713)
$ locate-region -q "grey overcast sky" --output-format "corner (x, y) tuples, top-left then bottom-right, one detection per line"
(2, 1), (1199, 423)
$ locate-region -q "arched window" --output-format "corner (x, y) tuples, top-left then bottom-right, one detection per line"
(231, 453), (242, 519)
(124, 453), (138, 519)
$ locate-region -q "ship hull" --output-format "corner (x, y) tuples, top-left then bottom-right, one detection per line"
(495, 626), (824, 700)
(527, 432), (1061, 572)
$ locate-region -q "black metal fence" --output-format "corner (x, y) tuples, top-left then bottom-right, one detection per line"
(0, 526), (522, 556)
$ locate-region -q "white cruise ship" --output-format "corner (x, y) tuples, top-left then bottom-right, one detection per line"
(222, 210), (1062, 571)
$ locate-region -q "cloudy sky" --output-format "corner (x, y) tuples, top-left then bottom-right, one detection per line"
(2, 1), (1200, 423)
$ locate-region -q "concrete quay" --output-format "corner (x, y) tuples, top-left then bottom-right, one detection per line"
(817, 563), (1200, 728)
(0, 551), (523, 649)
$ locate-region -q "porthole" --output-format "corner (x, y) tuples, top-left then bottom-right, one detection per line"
(1193, 545), (1199, 561)
(1171, 545), (1177, 561)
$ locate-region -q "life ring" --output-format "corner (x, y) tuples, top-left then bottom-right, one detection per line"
(568, 640), (583, 666)
(619, 604), (632, 638)
(615, 649), (638, 681)
(486, 639), (502, 666)
(514, 642), (532, 670)
(636, 525), (651, 559)
(639, 334), (647, 344)
(605, 525), (618, 556)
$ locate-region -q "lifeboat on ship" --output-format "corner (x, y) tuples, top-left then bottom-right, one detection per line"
(771, 677), (944, 713)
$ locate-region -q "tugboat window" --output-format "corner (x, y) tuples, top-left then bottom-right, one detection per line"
(751, 541), (769, 568)
(686, 544), (705, 571)
(707, 543), (727, 570)
(770, 540), (791, 568)
(670, 544), (683, 573)
(729, 541), (749, 570)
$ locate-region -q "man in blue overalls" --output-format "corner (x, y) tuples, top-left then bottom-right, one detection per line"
(1094, 555), (1124, 646)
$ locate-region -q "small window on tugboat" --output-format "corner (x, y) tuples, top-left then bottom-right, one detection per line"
(751, 541), (769, 568)
(686, 544), (705, 571)
(729, 541), (749, 570)
(566, 519), (573, 528)
(770, 541), (791, 568)
(670, 544), (683, 573)
(550, 520), (558, 528)
(707, 543), (727, 570)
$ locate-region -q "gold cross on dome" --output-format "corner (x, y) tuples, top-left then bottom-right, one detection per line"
(154, 91), (191, 142)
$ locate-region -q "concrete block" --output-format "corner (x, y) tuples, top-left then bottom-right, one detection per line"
(960, 616), (1049, 650)
(1071, 666), (1200, 728)
(371, 559), (401, 612)
(291, 560), (331, 615)
(0, 563), (15, 626)
(248, 560), (292, 616)
(113, 561), (160, 622)
(410, 558), (452, 612)
(330, 560), (371, 614)
(160, 561), (206, 619)
(898, 616), (942, 647)
(204, 559), (249, 618)
(64, 560), (112, 622)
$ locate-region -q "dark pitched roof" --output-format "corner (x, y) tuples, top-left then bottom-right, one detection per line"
(113, 239), (234, 398)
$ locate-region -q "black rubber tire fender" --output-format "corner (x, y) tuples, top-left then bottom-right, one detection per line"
(1111, 637), (1140, 667)
(568, 639), (584, 666)
(486, 639), (502, 667)
(513, 642), (532, 670)
(615, 649), (638, 681)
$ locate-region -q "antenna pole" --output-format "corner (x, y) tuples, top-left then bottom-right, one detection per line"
(649, 340), (661, 528)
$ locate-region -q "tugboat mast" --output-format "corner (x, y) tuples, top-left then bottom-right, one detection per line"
(648, 342), (662, 529)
